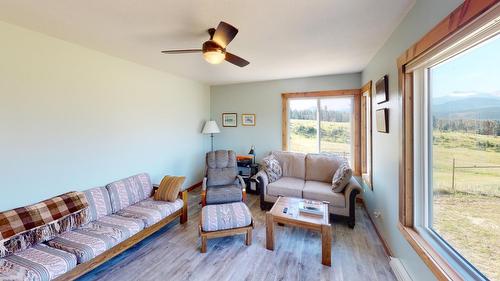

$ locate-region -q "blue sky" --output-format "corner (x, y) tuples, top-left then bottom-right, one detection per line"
(430, 34), (500, 98)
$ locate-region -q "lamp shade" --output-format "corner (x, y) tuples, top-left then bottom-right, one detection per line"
(202, 120), (220, 134)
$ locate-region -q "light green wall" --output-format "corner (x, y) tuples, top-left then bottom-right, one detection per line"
(361, 0), (462, 280)
(210, 74), (361, 159)
(0, 21), (210, 211)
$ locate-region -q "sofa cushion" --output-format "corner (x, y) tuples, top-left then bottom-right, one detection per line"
(154, 176), (185, 202)
(106, 173), (153, 213)
(206, 184), (243, 205)
(261, 155), (282, 183)
(83, 186), (113, 221)
(271, 151), (306, 179)
(46, 223), (125, 264)
(0, 191), (88, 258)
(206, 150), (238, 186)
(0, 244), (77, 281)
(267, 177), (304, 198)
(332, 162), (353, 193)
(303, 181), (345, 208)
(134, 173), (154, 200)
(96, 214), (145, 235)
(201, 202), (252, 232)
(305, 154), (344, 182)
(114, 197), (183, 228)
(134, 197), (184, 218)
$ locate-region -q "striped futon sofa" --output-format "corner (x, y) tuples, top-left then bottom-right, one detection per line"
(0, 173), (188, 281)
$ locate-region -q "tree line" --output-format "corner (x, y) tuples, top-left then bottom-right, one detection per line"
(433, 118), (500, 136)
(290, 108), (350, 122)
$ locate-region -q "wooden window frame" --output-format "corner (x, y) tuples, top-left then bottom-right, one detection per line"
(281, 89), (361, 175)
(397, 1), (499, 280)
(360, 81), (373, 188)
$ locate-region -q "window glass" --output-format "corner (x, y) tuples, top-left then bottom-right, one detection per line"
(429, 34), (500, 280)
(289, 99), (318, 153)
(320, 97), (353, 164)
(288, 96), (354, 165)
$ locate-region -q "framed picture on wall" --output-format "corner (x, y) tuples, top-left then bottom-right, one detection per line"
(222, 113), (237, 127)
(375, 75), (389, 104)
(376, 108), (389, 133)
(241, 114), (256, 126)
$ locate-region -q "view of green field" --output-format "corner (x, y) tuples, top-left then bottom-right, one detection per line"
(432, 130), (500, 280)
(289, 119), (351, 163)
(289, 120), (500, 279)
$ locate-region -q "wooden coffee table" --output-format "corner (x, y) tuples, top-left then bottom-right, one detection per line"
(265, 196), (332, 266)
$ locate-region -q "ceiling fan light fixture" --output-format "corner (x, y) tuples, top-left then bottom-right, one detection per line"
(203, 49), (226, 64)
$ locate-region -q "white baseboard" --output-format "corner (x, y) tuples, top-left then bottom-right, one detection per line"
(389, 257), (413, 281)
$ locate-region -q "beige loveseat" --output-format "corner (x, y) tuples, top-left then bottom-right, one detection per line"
(256, 151), (362, 228)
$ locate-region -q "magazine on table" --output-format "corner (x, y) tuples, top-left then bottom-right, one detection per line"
(298, 200), (324, 216)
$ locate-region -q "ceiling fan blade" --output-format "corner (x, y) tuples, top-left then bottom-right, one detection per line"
(213, 21), (238, 48)
(225, 52), (249, 67)
(161, 49), (202, 54)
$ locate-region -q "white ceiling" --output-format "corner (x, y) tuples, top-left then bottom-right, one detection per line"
(0, 0), (414, 85)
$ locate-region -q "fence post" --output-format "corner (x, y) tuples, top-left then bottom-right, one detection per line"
(451, 158), (455, 193)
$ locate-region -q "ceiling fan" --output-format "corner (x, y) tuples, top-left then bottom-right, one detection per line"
(161, 21), (249, 67)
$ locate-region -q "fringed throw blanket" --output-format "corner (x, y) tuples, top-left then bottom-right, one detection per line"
(0, 191), (89, 258)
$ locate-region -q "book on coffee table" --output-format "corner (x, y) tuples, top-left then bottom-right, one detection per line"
(298, 200), (324, 216)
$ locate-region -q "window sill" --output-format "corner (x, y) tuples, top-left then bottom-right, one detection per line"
(398, 223), (463, 281)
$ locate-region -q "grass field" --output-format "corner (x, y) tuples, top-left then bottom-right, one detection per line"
(289, 119), (352, 162)
(290, 120), (499, 279)
(432, 131), (500, 280)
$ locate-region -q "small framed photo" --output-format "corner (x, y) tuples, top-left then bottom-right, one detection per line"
(222, 113), (237, 127)
(376, 108), (389, 133)
(375, 75), (389, 104)
(241, 114), (256, 126)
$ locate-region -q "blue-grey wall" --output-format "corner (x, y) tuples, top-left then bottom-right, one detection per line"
(0, 21), (210, 211)
(361, 0), (462, 280)
(210, 74), (361, 159)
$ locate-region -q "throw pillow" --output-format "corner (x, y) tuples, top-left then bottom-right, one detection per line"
(262, 155), (282, 183)
(332, 162), (352, 193)
(154, 176), (186, 202)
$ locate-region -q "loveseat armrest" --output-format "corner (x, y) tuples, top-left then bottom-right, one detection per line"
(255, 170), (269, 210)
(344, 178), (362, 228)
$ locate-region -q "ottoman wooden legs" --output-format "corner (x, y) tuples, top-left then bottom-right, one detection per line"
(199, 222), (254, 253)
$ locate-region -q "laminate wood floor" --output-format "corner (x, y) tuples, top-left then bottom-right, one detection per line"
(78, 189), (396, 281)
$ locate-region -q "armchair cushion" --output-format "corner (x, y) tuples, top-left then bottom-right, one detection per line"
(261, 155), (282, 183)
(206, 150), (238, 186)
(206, 184), (243, 205)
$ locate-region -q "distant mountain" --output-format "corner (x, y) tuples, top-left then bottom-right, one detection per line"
(432, 92), (500, 120)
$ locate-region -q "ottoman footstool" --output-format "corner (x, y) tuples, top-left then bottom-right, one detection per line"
(199, 202), (254, 253)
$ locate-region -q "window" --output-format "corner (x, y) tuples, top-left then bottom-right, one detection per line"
(282, 90), (361, 173)
(288, 97), (353, 161)
(361, 81), (373, 187)
(400, 4), (499, 280)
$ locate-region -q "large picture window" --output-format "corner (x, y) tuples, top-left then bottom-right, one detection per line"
(282, 90), (361, 174)
(288, 97), (354, 163)
(399, 4), (499, 280)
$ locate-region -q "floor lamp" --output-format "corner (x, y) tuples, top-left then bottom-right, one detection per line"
(202, 120), (220, 151)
